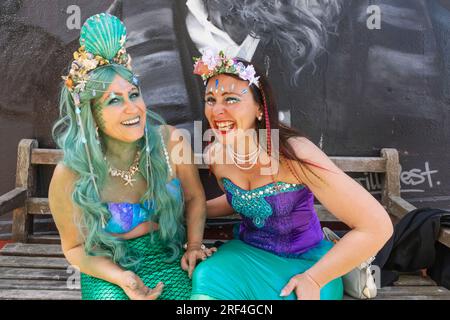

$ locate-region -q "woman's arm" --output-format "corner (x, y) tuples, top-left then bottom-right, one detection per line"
(49, 164), (125, 285)
(206, 194), (235, 218)
(166, 126), (213, 277)
(203, 142), (235, 218)
(167, 126), (207, 247)
(281, 137), (393, 298)
(49, 164), (162, 299)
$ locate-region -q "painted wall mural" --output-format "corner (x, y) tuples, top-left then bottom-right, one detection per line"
(0, 0), (449, 230)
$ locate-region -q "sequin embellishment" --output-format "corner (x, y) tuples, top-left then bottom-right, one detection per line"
(222, 178), (304, 228)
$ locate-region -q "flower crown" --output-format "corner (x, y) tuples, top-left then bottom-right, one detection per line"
(193, 49), (260, 88)
(62, 43), (131, 95)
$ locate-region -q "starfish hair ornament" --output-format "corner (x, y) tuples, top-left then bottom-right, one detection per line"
(193, 48), (260, 88)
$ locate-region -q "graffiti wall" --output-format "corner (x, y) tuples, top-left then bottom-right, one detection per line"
(0, 0), (449, 231)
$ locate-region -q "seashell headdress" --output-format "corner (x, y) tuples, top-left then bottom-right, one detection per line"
(62, 13), (137, 106)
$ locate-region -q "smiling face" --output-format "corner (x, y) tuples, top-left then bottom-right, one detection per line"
(204, 74), (263, 144)
(93, 75), (146, 143)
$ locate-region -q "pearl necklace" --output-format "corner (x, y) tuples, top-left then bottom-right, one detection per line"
(226, 144), (260, 170)
(107, 150), (141, 187)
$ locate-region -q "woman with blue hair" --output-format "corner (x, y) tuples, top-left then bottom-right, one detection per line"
(49, 13), (213, 300)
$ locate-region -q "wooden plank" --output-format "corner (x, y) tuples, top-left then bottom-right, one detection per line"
(0, 267), (69, 281)
(28, 235), (61, 244)
(393, 275), (437, 286)
(381, 148), (401, 210)
(197, 154), (387, 173)
(438, 227), (450, 248)
(12, 139), (38, 242)
(373, 295), (450, 300)
(27, 198), (51, 215)
(330, 157), (386, 173)
(388, 195), (417, 219)
(0, 256), (69, 269)
(0, 243), (63, 257)
(0, 187), (27, 217)
(0, 289), (81, 300)
(376, 286), (450, 297)
(31, 149), (62, 165)
(0, 279), (77, 291)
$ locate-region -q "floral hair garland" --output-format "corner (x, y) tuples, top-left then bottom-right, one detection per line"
(193, 49), (260, 88)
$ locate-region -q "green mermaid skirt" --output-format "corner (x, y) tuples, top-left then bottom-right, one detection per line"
(191, 239), (343, 300)
(80, 234), (191, 300)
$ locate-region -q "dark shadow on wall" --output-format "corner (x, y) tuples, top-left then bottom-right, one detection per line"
(0, 0), (114, 237)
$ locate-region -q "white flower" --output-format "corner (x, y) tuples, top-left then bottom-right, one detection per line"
(201, 48), (221, 70)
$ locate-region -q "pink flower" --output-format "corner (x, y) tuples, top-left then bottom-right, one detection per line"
(193, 60), (210, 76)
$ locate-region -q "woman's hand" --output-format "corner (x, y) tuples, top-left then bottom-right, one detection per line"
(119, 270), (164, 300)
(280, 273), (321, 300)
(181, 246), (217, 278)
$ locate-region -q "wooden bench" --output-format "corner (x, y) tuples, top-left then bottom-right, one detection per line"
(0, 138), (449, 300)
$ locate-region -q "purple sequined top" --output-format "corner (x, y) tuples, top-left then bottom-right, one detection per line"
(223, 178), (323, 257)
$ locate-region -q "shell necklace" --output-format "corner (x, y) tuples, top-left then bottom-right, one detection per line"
(106, 150), (141, 187)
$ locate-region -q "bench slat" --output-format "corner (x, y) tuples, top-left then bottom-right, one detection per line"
(369, 295), (450, 300)
(27, 198), (51, 215)
(28, 235), (61, 244)
(376, 286), (450, 297)
(393, 275), (437, 286)
(34, 149), (387, 172)
(0, 256), (69, 269)
(0, 267), (69, 281)
(0, 289), (81, 300)
(31, 149), (62, 165)
(0, 279), (76, 291)
(1, 243), (63, 257)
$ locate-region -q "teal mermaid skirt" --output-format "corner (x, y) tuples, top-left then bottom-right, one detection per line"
(80, 234), (191, 300)
(191, 239), (343, 300)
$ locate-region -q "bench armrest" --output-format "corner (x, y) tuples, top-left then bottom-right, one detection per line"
(388, 195), (417, 219)
(439, 228), (450, 248)
(0, 187), (27, 217)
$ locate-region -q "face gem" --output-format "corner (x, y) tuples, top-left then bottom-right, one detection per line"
(215, 79), (219, 89)
(242, 89), (248, 94)
(231, 83), (235, 91)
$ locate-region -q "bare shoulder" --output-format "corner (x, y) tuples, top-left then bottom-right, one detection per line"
(287, 136), (321, 159)
(51, 163), (77, 187)
(49, 163), (78, 203)
(51, 163), (78, 186)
